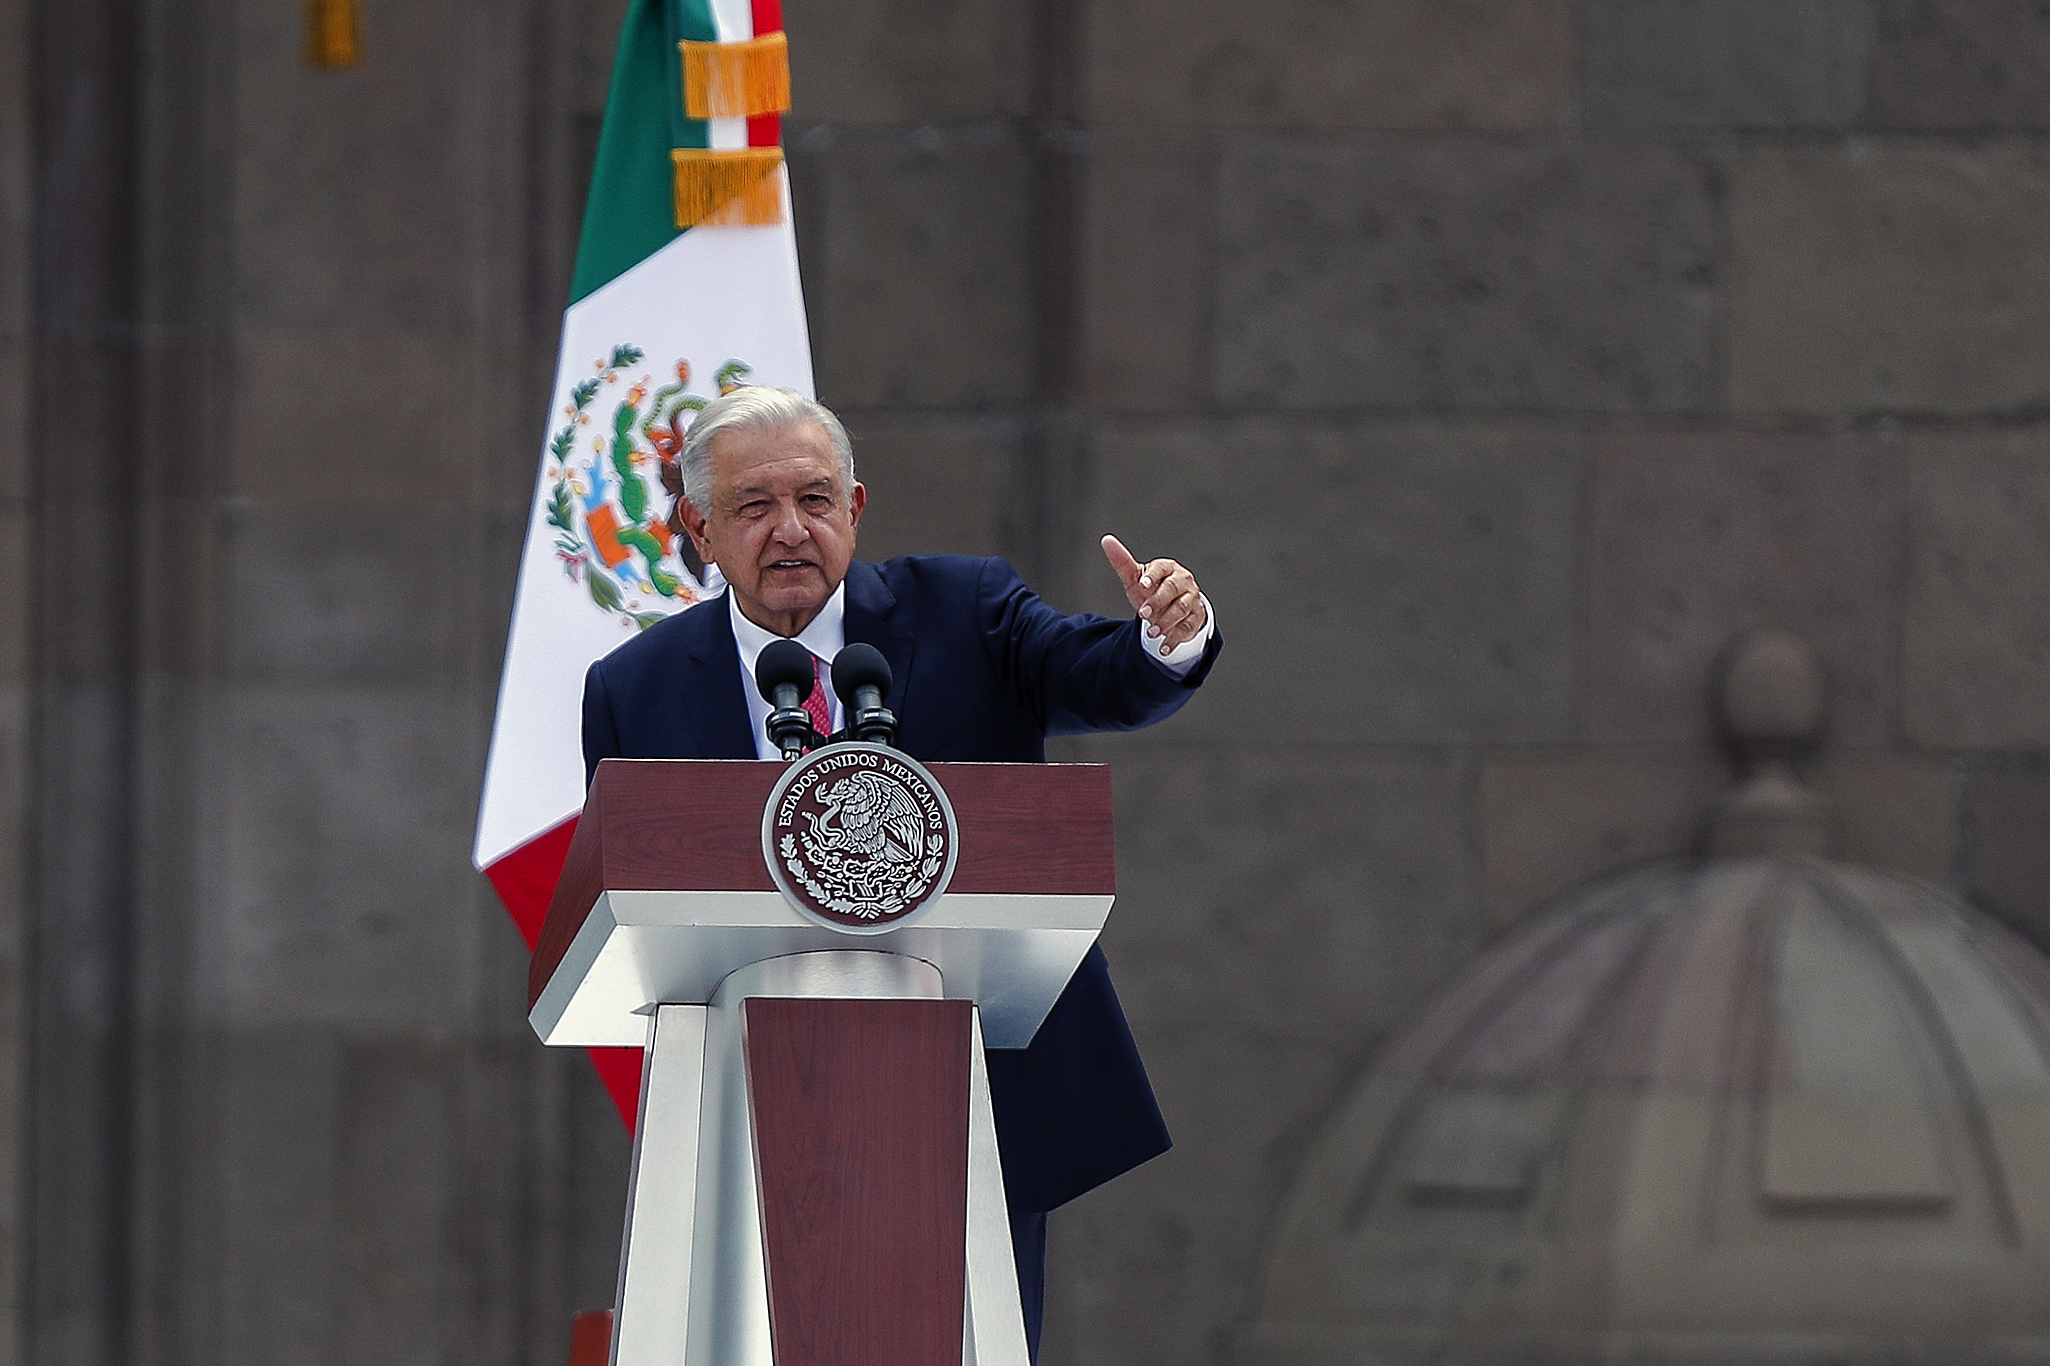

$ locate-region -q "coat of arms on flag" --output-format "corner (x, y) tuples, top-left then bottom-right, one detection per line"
(476, 0), (814, 1124)
(544, 349), (753, 626)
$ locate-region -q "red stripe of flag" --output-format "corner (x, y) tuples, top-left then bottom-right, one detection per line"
(748, 0), (783, 148)
(483, 819), (644, 1131)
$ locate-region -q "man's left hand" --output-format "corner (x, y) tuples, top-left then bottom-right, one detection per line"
(1102, 534), (1208, 654)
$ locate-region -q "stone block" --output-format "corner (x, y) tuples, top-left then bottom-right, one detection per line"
(1215, 139), (1718, 412)
(1905, 429), (2050, 747)
(1082, 129), (1211, 413)
(1042, 1023), (1364, 1366)
(211, 686), (498, 1031)
(837, 410), (1017, 561)
(1481, 752), (1720, 926)
(1870, 0), (2050, 129)
(574, 0), (632, 118)
(230, 331), (491, 502)
(564, 1053), (634, 1309)
(794, 126), (1034, 409)
(232, 1), (358, 328)
(1087, 0), (1574, 130)
(0, 1), (21, 337)
(1580, 0), (1873, 129)
(345, 0), (509, 336)
(784, 0), (1027, 123)
(337, 1048), (451, 1362)
(234, 0), (512, 334)
(0, 336), (20, 498)
(1814, 750), (1957, 883)
(1963, 764), (2050, 947)
(0, 503), (22, 684)
(1483, 748), (1958, 927)
(225, 502), (475, 687)
(1585, 428), (1903, 746)
(1089, 750), (1486, 1035)
(1729, 142), (2050, 417)
(219, 1032), (343, 1365)
(1076, 417), (1580, 746)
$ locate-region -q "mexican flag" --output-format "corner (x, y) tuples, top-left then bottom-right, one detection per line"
(475, 0), (813, 1123)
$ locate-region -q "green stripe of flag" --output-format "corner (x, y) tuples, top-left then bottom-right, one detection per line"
(570, 0), (722, 304)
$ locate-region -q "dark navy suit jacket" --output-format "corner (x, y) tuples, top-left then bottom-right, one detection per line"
(581, 554), (1221, 1215)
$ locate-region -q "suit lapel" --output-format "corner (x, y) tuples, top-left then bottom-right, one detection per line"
(842, 561), (917, 718)
(677, 594), (757, 758)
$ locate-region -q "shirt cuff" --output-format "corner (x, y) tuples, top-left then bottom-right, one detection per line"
(1145, 594), (1215, 677)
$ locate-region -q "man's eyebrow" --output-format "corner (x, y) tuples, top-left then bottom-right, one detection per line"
(727, 476), (838, 499)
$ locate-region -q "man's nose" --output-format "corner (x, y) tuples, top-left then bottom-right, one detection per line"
(770, 499), (808, 543)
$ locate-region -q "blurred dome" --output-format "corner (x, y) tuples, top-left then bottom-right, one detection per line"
(1244, 636), (2050, 1365)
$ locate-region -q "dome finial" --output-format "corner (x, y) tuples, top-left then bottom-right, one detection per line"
(1708, 627), (1832, 857)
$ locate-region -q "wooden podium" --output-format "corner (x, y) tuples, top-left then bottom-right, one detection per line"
(528, 755), (1118, 1366)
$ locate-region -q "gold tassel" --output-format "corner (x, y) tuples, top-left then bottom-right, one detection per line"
(671, 148), (784, 227)
(680, 32), (790, 119)
(306, 0), (360, 68)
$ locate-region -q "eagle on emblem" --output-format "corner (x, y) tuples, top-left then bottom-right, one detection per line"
(803, 772), (925, 866)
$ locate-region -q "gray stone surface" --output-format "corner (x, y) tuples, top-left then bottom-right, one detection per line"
(232, 0), (515, 334)
(1581, 0), (1874, 129)
(1905, 429), (2050, 748)
(1215, 139), (1719, 412)
(1963, 764), (2050, 948)
(1042, 1024), (1367, 1366)
(1729, 142), (2050, 416)
(1480, 752), (1720, 925)
(225, 505), (478, 686)
(213, 686), (499, 1031)
(231, 1), (357, 328)
(572, 0), (631, 117)
(1814, 750), (1960, 882)
(1082, 129), (1211, 413)
(1087, 0), (1574, 129)
(784, 0), (1027, 123)
(229, 331), (494, 499)
(1585, 428), (1904, 746)
(1090, 750), (1485, 1034)
(837, 410), (1018, 560)
(1870, 0), (2050, 129)
(1077, 418), (1580, 745)
(792, 124), (1034, 409)
(1482, 749), (1959, 926)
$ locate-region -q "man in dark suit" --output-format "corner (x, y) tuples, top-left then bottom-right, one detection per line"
(581, 386), (1219, 1356)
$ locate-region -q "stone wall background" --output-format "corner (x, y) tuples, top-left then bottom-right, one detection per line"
(5, 0), (2050, 1363)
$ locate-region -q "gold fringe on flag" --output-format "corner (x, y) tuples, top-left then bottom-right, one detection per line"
(680, 33), (791, 120)
(671, 147), (785, 228)
(305, 0), (361, 68)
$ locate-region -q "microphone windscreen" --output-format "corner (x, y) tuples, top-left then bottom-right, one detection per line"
(831, 643), (893, 707)
(755, 638), (817, 703)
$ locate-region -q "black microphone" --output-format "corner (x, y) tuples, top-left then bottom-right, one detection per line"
(754, 638), (819, 761)
(830, 643), (898, 747)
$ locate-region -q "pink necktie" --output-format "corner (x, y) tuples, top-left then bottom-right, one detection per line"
(803, 653), (831, 747)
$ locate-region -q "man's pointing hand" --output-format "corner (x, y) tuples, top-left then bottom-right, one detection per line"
(1102, 534), (1208, 656)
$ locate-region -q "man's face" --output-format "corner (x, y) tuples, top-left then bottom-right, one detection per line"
(679, 419), (865, 636)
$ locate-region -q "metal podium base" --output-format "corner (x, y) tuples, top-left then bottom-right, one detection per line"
(608, 950), (1030, 1366)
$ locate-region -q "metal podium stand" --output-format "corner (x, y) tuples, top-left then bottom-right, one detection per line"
(527, 756), (1118, 1366)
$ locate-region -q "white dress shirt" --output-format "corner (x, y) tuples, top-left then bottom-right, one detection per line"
(726, 578), (1215, 761)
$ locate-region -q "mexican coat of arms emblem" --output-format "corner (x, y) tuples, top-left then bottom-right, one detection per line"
(543, 346), (754, 629)
(762, 744), (959, 934)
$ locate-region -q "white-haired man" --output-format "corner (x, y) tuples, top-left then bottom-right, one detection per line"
(583, 387), (1220, 1357)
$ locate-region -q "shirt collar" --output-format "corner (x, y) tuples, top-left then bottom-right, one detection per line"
(727, 582), (848, 677)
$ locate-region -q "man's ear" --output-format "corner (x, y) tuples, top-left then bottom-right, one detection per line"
(677, 496), (715, 564)
(848, 482), (865, 531)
